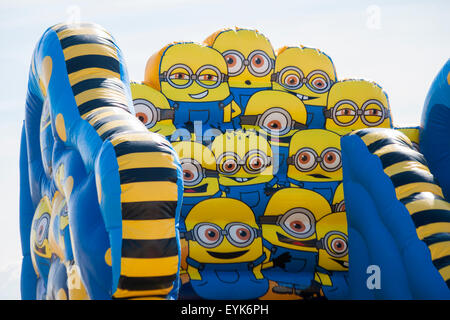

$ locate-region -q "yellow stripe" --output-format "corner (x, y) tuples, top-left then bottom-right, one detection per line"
(428, 241), (450, 261)
(121, 256), (179, 277)
(109, 132), (169, 147)
(117, 152), (177, 170)
(96, 120), (134, 136)
(85, 108), (130, 125)
(56, 27), (111, 41)
(373, 144), (413, 157)
(395, 183), (444, 200)
(63, 43), (118, 61)
(68, 67), (120, 86)
(75, 87), (127, 106)
(122, 219), (176, 240)
(121, 181), (178, 202)
(384, 161), (431, 177)
(438, 264), (450, 281)
(113, 286), (173, 299)
(417, 222), (450, 239)
(361, 131), (411, 148)
(404, 199), (450, 215)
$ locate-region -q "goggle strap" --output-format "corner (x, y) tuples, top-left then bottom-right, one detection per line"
(258, 215), (279, 225)
(240, 115), (259, 125)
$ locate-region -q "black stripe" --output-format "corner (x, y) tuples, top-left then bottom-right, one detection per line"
(422, 233), (450, 246)
(390, 170), (437, 188)
(446, 280), (450, 288)
(100, 125), (146, 141)
(114, 140), (174, 158)
(120, 167), (178, 184)
(433, 255), (450, 271)
(352, 129), (373, 138)
(53, 23), (104, 34)
(117, 274), (176, 291)
(400, 192), (445, 206)
(367, 137), (411, 154)
(411, 209), (450, 228)
(379, 150), (428, 169)
(66, 55), (120, 75)
(72, 78), (126, 96)
(78, 98), (131, 115)
(60, 34), (116, 50)
(122, 238), (178, 259)
(121, 201), (178, 220)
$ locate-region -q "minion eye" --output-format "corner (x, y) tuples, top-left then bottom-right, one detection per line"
(227, 223), (254, 247)
(321, 148), (342, 171)
(181, 161), (201, 186)
(221, 158), (239, 175)
(223, 51), (244, 76)
(195, 223), (222, 247)
(325, 231), (349, 258)
(335, 108), (355, 116)
(283, 211), (314, 238)
(247, 154), (266, 173)
(36, 213), (50, 246)
(261, 111), (289, 134)
(311, 77), (327, 90)
(133, 99), (157, 128)
(283, 74), (300, 88)
(250, 53), (270, 75)
(295, 148), (317, 171)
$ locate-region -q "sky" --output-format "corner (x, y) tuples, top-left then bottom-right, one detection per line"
(0, 0), (448, 299)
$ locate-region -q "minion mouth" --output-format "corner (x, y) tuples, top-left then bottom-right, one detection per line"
(228, 177), (256, 183)
(332, 259), (349, 268)
(276, 232), (317, 247)
(296, 93), (318, 101)
(34, 243), (47, 255)
(207, 250), (248, 259)
(308, 174), (330, 179)
(189, 90), (209, 99)
(184, 184), (208, 193)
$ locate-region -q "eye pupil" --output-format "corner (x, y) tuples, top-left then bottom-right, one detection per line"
(255, 58), (261, 65)
(227, 57), (234, 64)
(327, 154), (334, 161)
(291, 220), (305, 231)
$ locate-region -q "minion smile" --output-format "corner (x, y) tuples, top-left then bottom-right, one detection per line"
(228, 177), (256, 183)
(189, 90), (209, 99)
(332, 258), (349, 268)
(308, 174), (330, 179)
(207, 250), (248, 259)
(184, 184), (208, 193)
(276, 232), (317, 247)
(296, 93), (318, 101)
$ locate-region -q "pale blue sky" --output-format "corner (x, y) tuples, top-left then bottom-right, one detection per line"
(0, 0), (448, 299)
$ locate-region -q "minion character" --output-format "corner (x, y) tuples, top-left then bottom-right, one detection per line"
(331, 182), (345, 213)
(272, 46), (337, 129)
(324, 79), (392, 135)
(241, 90), (307, 188)
(144, 42), (241, 137)
(314, 211), (350, 299)
(210, 130), (274, 218)
(259, 188), (331, 295)
(287, 129), (343, 203)
(30, 196), (53, 299)
(131, 82), (176, 138)
(172, 141), (221, 233)
(183, 198), (269, 299)
(204, 28), (276, 119)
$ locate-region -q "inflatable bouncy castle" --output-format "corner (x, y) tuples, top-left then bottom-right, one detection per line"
(19, 23), (450, 300)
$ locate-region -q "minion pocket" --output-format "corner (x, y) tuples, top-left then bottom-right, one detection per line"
(189, 109), (210, 123)
(287, 257), (307, 273)
(240, 190), (260, 208)
(215, 270), (240, 284)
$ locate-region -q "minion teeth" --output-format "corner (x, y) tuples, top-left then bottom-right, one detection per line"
(190, 90), (209, 99)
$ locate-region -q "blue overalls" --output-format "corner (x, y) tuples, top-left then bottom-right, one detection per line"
(271, 144), (290, 188)
(220, 183), (271, 219)
(229, 86), (271, 127)
(179, 190), (222, 232)
(168, 95), (235, 134)
(262, 239), (318, 290)
(315, 266), (349, 299)
(288, 178), (341, 204)
(305, 104), (326, 129)
(186, 253), (268, 300)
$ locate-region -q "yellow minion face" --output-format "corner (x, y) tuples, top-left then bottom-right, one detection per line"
(272, 46), (337, 106)
(210, 130), (273, 186)
(205, 28), (275, 88)
(325, 80), (392, 135)
(316, 212), (349, 271)
(31, 196), (52, 263)
(172, 141), (220, 197)
(185, 198), (263, 264)
(331, 183), (345, 213)
(288, 129), (343, 182)
(260, 188), (331, 253)
(131, 82), (176, 137)
(242, 90), (307, 143)
(145, 42), (230, 103)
